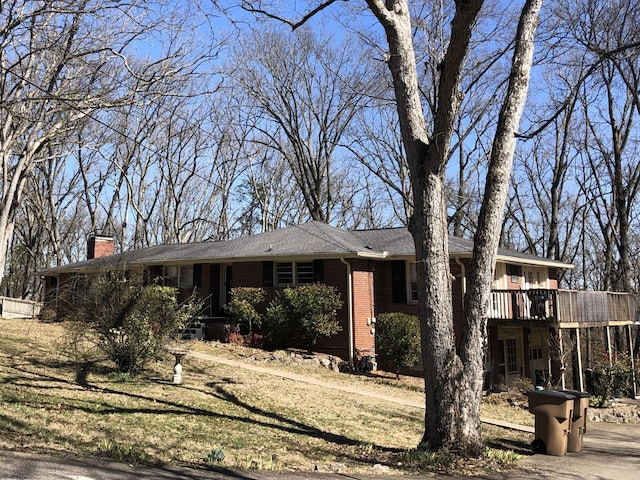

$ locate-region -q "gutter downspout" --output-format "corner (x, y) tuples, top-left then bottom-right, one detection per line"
(340, 257), (354, 368)
(454, 256), (467, 306)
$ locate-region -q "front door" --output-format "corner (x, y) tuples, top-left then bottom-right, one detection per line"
(497, 327), (524, 384)
(528, 329), (549, 387)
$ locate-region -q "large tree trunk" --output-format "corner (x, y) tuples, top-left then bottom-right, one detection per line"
(461, 0), (542, 454)
(368, 0), (541, 454)
(367, 0), (484, 452)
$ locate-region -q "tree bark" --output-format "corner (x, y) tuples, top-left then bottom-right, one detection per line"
(461, 0), (542, 454)
(367, 0), (484, 452)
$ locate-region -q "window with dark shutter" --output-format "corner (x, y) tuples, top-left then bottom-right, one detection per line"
(391, 260), (407, 304)
(313, 259), (324, 283)
(193, 264), (202, 288)
(263, 261), (274, 287)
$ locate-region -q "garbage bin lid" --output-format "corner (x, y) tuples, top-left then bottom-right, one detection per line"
(558, 389), (590, 398)
(526, 389), (575, 401)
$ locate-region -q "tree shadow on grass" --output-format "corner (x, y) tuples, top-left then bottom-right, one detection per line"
(204, 382), (377, 448)
(484, 437), (534, 456)
(4, 357), (399, 456)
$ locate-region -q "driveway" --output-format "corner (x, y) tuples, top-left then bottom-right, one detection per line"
(518, 422), (640, 480)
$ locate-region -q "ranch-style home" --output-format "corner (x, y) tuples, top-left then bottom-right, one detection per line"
(42, 221), (639, 393)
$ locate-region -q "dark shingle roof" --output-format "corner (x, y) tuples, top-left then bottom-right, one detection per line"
(41, 221), (573, 275)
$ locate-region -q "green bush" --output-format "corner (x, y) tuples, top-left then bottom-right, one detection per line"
(264, 283), (342, 352)
(590, 351), (637, 407)
(63, 270), (198, 375)
(376, 312), (421, 378)
(225, 287), (265, 334)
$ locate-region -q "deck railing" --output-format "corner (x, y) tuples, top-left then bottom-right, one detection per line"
(488, 289), (640, 325)
(489, 289), (557, 322)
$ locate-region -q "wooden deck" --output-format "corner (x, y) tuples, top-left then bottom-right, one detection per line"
(488, 289), (640, 327)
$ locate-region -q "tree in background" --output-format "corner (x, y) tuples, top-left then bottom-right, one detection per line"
(231, 26), (376, 224)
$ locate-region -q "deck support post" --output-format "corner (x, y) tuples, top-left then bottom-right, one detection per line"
(629, 324), (637, 399)
(576, 327), (584, 392)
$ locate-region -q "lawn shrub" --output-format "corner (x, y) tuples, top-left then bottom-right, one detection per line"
(62, 269), (198, 375)
(375, 312), (421, 379)
(263, 283), (342, 352)
(588, 350), (638, 407)
(225, 287), (265, 334)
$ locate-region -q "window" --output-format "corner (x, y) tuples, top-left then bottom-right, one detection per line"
(408, 262), (418, 302)
(162, 265), (193, 289)
(505, 338), (518, 375)
(529, 347), (543, 361)
(276, 262), (294, 285)
(275, 261), (315, 286)
(296, 262), (314, 284)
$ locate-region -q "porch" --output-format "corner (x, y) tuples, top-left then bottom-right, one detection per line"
(487, 289), (640, 396)
(488, 289), (640, 326)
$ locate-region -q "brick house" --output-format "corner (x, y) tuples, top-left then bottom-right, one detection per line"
(42, 222), (639, 392)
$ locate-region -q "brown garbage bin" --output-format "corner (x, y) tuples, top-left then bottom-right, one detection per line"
(560, 390), (590, 452)
(526, 390), (574, 456)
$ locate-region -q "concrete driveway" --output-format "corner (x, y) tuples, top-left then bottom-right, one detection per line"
(517, 422), (640, 480)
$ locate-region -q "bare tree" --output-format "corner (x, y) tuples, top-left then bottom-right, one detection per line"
(230, 25), (375, 223)
(0, 0), (218, 283)
(239, 0), (542, 453)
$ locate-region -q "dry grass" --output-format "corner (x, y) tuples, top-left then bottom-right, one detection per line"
(0, 318), (534, 475)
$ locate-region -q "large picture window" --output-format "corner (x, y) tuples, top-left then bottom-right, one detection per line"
(275, 261), (315, 286)
(163, 265), (193, 289)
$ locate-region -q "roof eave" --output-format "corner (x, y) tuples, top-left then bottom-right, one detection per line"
(495, 254), (575, 270)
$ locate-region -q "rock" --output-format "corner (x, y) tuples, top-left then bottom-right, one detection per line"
(372, 463), (390, 472)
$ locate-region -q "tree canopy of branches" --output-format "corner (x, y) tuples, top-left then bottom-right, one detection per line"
(230, 26), (376, 224)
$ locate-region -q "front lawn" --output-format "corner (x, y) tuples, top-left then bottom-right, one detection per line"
(0, 318), (532, 474)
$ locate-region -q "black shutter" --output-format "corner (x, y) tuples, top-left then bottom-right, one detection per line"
(391, 260), (407, 304)
(193, 264), (202, 288)
(210, 264), (220, 315)
(263, 261), (274, 287)
(313, 259), (324, 283)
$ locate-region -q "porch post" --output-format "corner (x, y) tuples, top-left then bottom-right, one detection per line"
(559, 328), (566, 389)
(606, 326), (613, 363)
(576, 327), (584, 392)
